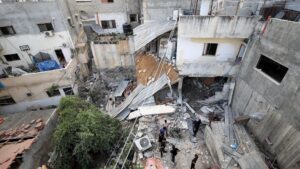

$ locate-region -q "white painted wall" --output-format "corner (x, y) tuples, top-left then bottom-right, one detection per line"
(0, 31), (74, 68)
(95, 12), (127, 33)
(200, 0), (211, 16)
(177, 38), (242, 66)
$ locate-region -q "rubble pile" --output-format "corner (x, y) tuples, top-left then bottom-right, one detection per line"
(78, 67), (135, 109)
(0, 118), (44, 142)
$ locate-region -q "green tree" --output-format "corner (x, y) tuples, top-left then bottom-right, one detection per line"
(53, 96), (122, 169)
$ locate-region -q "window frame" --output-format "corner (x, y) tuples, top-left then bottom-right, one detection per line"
(3, 53), (21, 62)
(63, 87), (74, 96)
(255, 55), (288, 83)
(0, 26), (16, 36)
(101, 20), (116, 29)
(37, 23), (54, 32)
(203, 43), (218, 56)
(0, 96), (16, 106)
(129, 14), (138, 23)
(46, 89), (61, 97)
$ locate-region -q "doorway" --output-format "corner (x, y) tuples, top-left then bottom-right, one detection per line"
(55, 49), (66, 67)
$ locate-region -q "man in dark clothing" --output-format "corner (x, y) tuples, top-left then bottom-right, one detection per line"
(191, 154), (198, 169)
(170, 145), (179, 163)
(193, 119), (202, 137)
(159, 136), (167, 157)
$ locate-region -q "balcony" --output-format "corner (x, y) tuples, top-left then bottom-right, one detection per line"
(0, 58), (77, 88)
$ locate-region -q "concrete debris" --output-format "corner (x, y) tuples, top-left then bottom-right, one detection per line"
(234, 115), (250, 125)
(0, 119), (45, 142)
(114, 80), (130, 97)
(184, 102), (196, 114)
(128, 105), (176, 120)
(198, 82), (232, 104)
(0, 139), (35, 169)
(200, 106), (215, 115)
(204, 122), (268, 169)
(112, 74), (170, 120)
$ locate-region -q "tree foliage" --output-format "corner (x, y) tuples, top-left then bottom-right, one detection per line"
(53, 96), (122, 169)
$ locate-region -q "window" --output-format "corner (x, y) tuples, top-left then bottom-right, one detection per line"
(37, 23), (54, 32)
(101, 0), (114, 3)
(76, 0), (92, 2)
(46, 89), (61, 97)
(101, 20), (116, 29)
(256, 55), (288, 83)
(4, 54), (20, 61)
(63, 87), (74, 95)
(129, 14), (138, 22)
(0, 96), (16, 106)
(0, 26), (16, 36)
(203, 43), (218, 56)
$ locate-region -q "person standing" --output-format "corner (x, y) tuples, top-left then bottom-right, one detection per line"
(192, 119), (202, 137)
(163, 120), (169, 137)
(170, 145), (179, 164)
(191, 154), (198, 169)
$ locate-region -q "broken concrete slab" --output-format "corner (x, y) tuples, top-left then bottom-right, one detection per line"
(112, 74), (170, 120)
(114, 80), (130, 97)
(127, 105), (176, 120)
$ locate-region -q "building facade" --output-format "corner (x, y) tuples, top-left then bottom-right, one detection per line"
(176, 15), (258, 77)
(232, 18), (300, 169)
(0, 0), (89, 113)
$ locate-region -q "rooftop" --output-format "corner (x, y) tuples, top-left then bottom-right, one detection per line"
(0, 108), (56, 169)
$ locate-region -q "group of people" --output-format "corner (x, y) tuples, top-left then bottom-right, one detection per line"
(157, 119), (202, 169)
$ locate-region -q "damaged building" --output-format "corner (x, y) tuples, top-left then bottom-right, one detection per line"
(0, 0), (89, 113)
(0, 0), (300, 169)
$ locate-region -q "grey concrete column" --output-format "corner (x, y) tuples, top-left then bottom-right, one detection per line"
(177, 76), (183, 105)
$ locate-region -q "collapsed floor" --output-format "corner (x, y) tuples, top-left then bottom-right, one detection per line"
(75, 53), (277, 169)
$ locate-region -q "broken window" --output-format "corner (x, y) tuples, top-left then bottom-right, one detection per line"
(0, 96), (16, 106)
(46, 89), (61, 97)
(63, 87), (74, 95)
(101, 20), (116, 29)
(37, 23), (54, 32)
(203, 43), (218, 56)
(4, 53), (20, 61)
(256, 55), (288, 83)
(0, 26), (16, 35)
(129, 14), (138, 22)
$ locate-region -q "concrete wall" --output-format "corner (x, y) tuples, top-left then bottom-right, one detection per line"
(178, 16), (258, 38)
(177, 38), (243, 65)
(200, 0), (212, 16)
(0, 58), (78, 113)
(0, 1), (77, 68)
(66, 0), (140, 27)
(213, 0), (286, 16)
(231, 19), (300, 169)
(0, 31), (73, 68)
(91, 40), (134, 69)
(95, 12), (128, 33)
(142, 0), (190, 22)
(0, 1), (67, 34)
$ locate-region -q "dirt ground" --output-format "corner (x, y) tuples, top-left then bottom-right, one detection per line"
(136, 53), (179, 85)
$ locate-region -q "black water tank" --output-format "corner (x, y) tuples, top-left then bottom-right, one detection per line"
(123, 23), (133, 36)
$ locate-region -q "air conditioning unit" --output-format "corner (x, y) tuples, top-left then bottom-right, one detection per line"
(134, 136), (152, 151)
(44, 31), (54, 37)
